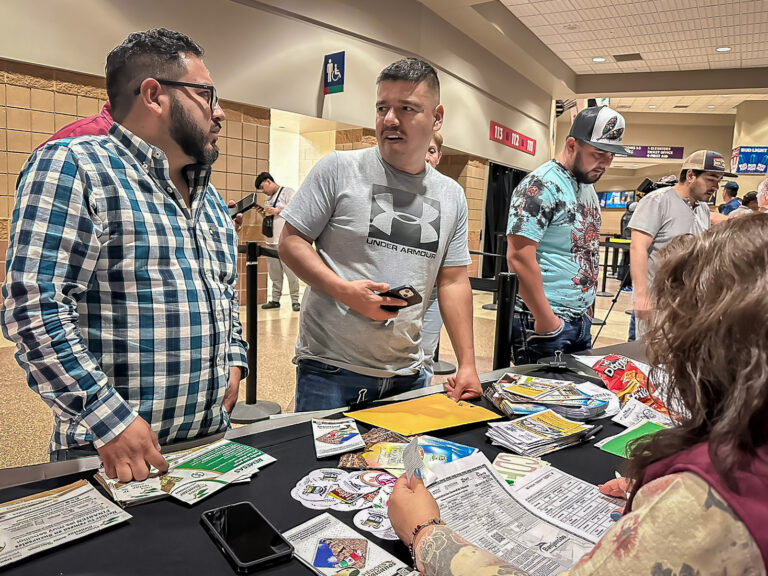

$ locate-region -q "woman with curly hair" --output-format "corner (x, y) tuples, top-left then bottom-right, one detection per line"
(389, 213), (768, 575)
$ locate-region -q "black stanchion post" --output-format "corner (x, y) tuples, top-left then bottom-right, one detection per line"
(482, 234), (507, 311)
(492, 272), (517, 370)
(230, 241), (282, 423)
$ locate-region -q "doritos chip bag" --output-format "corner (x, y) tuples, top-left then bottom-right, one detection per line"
(592, 355), (668, 414)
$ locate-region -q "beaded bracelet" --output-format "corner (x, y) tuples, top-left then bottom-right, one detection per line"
(409, 518), (445, 566)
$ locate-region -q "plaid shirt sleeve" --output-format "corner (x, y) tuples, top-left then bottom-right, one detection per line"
(1, 143), (137, 448)
(228, 252), (248, 377)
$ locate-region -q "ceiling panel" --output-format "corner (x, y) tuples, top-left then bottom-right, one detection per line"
(501, 0), (768, 74)
(609, 93), (768, 114)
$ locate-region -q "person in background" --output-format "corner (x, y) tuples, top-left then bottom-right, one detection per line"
(2, 28), (247, 482)
(421, 131), (444, 386)
(729, 190), (760, 218)
(507, 106), (629, 364)
(254, 172), (301, 312)
(389, 214), (768, 575)
(629, 150), (735, 338)
(719, 181), (740, 215)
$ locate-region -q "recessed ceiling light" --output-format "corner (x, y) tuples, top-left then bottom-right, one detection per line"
(715, 46), (732, 52)
(707, 105), (716, 109)
(592, 57), (606, 63)
(648, 105), (657, 109)
(633, 164), (639, 167)
(721, 94), (730, 97)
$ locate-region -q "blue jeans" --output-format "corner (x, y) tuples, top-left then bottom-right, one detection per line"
(512, 313), (592, 364)
(295, 359), (427, 412)
(628, 310), (636, 342)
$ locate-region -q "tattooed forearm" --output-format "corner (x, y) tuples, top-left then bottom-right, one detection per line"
(415, 525), (531, 576)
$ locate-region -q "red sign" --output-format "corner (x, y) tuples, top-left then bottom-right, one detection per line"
(489, 121), (536, 156)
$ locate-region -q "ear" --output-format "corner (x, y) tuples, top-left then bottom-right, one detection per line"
(136, 78), (165, 117)
(433, 104), (444, 131)
(565, 136), (578, 154)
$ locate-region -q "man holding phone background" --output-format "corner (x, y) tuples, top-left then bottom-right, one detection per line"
(280, 58), (481, 411)
(254, 172), (301, 312)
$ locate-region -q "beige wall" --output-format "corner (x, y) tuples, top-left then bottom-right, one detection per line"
(300, 131), (336, 185)
(0, 0), (555, 171)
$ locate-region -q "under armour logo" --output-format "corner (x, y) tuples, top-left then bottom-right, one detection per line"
(368, 184), (440, 253)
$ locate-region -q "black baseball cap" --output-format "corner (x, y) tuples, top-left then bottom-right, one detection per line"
(681, 150), (738, 177)
(568, 106), (630, 156)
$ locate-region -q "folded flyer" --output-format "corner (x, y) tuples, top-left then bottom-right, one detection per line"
(95, 439), (275, 506)
(284, 512), (418, 576)
(313, 418), (366, 458)
(0, 480), (131, 567)
(486, 409), (593, 457)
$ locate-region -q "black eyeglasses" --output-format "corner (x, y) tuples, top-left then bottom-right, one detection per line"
(134, 79), (219, 113)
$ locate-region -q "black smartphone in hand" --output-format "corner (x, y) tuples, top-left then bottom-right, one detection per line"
(229, 193), (262, 218)
(379, 285), (422, 311)
(201, 502), (293, 573)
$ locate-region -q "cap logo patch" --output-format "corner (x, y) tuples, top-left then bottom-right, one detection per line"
(713, 157), (725, 169)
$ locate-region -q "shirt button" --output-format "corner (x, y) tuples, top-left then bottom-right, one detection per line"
(142, 163), (149, 170)
(209, 228), (215, 236)
(154, 151), (162, 159)
(166, 186), (173, 194)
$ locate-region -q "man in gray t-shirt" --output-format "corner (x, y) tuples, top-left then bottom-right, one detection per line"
(280, 58), (481, 411)
(629, 149), (735, 337)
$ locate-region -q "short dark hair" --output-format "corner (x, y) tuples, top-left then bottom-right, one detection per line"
(377, 58), (440, 98)
(679, 168), (704, 182)
(742, 191), (758, 206)
(723, 186), (738, 199)
(255, 172), (274, 190)
(105, 28), (204, 120)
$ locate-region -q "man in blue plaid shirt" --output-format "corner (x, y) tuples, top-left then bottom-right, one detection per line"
(1, 29), (247, 482)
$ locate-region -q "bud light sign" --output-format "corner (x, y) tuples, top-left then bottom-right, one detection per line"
(732, 146), (768, 175)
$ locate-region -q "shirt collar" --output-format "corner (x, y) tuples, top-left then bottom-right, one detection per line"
(110, 122), (212, 196)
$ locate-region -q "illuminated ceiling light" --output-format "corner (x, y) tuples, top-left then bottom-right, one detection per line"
(648, 105), (657, 109)
(592, 57), (606, 63)
(707, 105), (716, 109)
(715, 46), (732, 52)
(721, 94), (730, 97)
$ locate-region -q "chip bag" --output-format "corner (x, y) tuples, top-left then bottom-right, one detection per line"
(592, 355), (668, 414)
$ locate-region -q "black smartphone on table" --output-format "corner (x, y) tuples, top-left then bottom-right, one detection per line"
(201, 501), (293, 574)
(379, 284), (423, 311)
(229, 193), (262, 218)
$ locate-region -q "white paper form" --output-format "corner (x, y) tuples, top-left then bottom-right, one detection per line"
(427, 452), (594, 576)
(612, 397), (673, 428)
(509, 466), (622, 544)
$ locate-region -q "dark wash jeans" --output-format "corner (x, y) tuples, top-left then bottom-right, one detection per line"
(295, 359), (427, 412)
(511, 313), (592, 364)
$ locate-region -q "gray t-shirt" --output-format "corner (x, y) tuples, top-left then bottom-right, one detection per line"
(282, 147), (471, 377)
(628, 186), (711, 289)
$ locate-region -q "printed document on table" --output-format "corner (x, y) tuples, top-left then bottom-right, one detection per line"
(284, 512), (418, 576)
(509, 466), (623, 544)
(427, 452), (594, 576)
(612, 397), (673, 428)
(0, 479), (131, 567)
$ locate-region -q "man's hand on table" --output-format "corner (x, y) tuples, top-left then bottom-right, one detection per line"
(98, 417), (168, 482)
(444, 365), (482, 401)
(224, 366), (243, 414)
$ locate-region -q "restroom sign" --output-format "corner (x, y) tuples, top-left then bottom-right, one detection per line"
(490, 121), (536, 156)
(323, 51), (345, 94)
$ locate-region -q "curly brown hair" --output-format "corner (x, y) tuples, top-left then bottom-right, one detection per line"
(629, 213), (768, 489)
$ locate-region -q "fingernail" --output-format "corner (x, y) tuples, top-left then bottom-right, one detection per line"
(414, 468), (422, 479)
(610, 511), (622, 521)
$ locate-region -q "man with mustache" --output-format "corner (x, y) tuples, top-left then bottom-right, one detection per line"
(629, 150), (735, 338)
(280, 58), (481, 410)
(507, 106), (629, 363)
(2, 29), (246, 482)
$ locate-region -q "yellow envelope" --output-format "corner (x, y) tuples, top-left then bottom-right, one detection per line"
(344, 393), (500, 436)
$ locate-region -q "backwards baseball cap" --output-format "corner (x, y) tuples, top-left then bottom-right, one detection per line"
(681, 150), (737, 177)
(568, 106), (630, 155)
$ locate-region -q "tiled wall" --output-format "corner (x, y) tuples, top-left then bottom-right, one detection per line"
(0, 58), (272, 307)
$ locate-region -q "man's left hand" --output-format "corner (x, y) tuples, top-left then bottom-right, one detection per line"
(224, 366), (243, 413)
(444, 366), (482, 401)
(226, 200), (244, 232)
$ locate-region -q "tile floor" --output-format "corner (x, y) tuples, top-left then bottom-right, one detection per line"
(0, 273), (633, 470)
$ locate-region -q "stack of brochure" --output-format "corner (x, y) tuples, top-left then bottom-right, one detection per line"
(486, 409), (595, 457)
(492, 373), (608, 420)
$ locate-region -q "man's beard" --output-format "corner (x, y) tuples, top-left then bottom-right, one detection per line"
(169, 97), (219, 165)
(571, 151), (603, 185)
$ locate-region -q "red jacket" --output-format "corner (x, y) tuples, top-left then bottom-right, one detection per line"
(41, 101), (113, 147)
